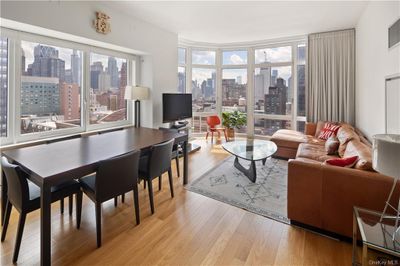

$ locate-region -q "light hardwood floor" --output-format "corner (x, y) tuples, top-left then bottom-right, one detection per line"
(0, 138), (353, 265)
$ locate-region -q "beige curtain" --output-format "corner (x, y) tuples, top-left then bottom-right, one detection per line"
(307, 29), (355, 124)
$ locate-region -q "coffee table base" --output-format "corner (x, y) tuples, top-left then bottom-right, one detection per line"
(234, 157), (267, 183)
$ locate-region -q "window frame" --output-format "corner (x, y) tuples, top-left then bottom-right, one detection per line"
(0, 27), (136, 145)
(177, 47), (186, 93)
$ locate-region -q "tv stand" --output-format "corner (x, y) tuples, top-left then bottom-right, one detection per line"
(170, 120), (189, 129)
(161, 123), (201, 155)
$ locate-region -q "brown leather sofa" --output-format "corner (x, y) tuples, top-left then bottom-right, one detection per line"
(271, 122), (398, 238)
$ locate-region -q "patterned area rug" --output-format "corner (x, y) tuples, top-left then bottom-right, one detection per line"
(187, 156), (289, 224)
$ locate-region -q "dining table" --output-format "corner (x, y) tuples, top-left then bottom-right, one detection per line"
(1, 127), (189, 266)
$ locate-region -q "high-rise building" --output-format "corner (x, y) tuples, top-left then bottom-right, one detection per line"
(119, 62), (127, 89)
(0, 37), (8, 137)
(109, 95), (118, 111)
(98, 72), (111, 91)
(264, 78), (287, 115)
(71, 50), (81, 85)
(90, 62), (103, 90)
(271, 69), (278, 85)
(31, 44), (65, 82)
(60, 83), (80, 121)
(21, 76), (60, 116)
(108, 57), (119, 88)
(297, 65), (306, 116)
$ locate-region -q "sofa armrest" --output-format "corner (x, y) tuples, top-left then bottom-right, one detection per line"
(321, 165), (398, 237)
(304, 122), (317, 136)
(287, 159), (324, 228)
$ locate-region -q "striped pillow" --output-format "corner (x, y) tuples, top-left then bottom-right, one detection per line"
(318, 123), (341, 140)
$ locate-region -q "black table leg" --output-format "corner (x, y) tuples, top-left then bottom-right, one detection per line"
(234, 157), (257, 183)
(1, 171), (7, 226)
(262, 158), (267, 165)
(40, 184), (51, 266)
(183, 140), (188, 185)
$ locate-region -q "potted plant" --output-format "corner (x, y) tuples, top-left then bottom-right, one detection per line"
(222, 110), (247, 140)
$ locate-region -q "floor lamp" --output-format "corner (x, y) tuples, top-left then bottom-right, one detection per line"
(125, 86), (149, 127)
(373, 134), (400, 239)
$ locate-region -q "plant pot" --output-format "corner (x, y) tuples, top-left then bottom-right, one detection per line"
(227, 128), (235, 140)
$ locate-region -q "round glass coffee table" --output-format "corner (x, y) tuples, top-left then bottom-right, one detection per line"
(222, 139), (278, 183)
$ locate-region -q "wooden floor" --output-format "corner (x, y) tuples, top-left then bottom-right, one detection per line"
(0, 138), (353, 265)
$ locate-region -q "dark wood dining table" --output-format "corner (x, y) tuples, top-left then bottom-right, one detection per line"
(1, 127), (189, 266)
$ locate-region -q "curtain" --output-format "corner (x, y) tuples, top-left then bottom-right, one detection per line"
(307, 29), (355, 124)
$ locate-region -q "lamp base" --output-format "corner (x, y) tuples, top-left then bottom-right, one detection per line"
(134, 100), (140, 128)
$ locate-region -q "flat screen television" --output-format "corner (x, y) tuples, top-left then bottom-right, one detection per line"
(162, 93), (192, 123)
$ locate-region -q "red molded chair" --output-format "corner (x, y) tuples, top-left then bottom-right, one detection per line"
(205, 115), (228, 143)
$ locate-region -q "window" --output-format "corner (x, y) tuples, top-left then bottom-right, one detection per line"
(192, 50), (216, 65)
(0, 37), (7, 137)
(178, 47), (186, 93)
(178, 40), (306, 137)
(297, 44), (306, 117)
(1, 28), (136, 145)
(20, 40), (82, 134)
(254, 66), (292, 115)
(192, 68), (216, 112)
(89, 53), (127, 124)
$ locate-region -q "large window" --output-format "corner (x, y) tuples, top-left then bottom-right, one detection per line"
(1, 28), (136, 145)
(0, 37), (8, 138)
(178, 39), (306, 137)
(20, 41), (82, 134)
(89, 53), (127, 124)
(177, 47), (186, 93)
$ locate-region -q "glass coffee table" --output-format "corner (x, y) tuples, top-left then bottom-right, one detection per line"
(353, 207), (400, 265)
(222, 139), (277, 183)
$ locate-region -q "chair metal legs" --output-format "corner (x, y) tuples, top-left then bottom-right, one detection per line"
(13, 213), (26, 263)
(1, 200), (12, 242)
(175, 157), (180, 177)
(76, 192), (83, 229)
(159, 176), (162, 191)
(60, 196), (74, 215)
(95, 202), (102, 248)
(147, 180), (155, 214)
(168, 168), (174, 198)
(133, 186), (140, 225)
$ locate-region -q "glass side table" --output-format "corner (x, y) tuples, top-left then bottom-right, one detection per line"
(353, 207), (400, 265)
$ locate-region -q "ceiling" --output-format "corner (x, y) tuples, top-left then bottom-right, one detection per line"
(110, 1), (368, 44)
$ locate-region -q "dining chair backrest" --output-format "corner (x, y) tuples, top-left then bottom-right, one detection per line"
(146, 139), (174, 178)
(1, 157), (30, 212)
(206, 115), (221, 129)
(94, 150), (140, 202)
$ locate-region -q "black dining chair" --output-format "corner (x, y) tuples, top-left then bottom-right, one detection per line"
(1, 157), (82, 264)
(139, 139), (175, 214)
(158, 127), (181, 177)
(79, 150), (141, 248)
(46, 134), (81, 216)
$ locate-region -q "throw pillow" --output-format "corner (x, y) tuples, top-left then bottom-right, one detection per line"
(325, 136), (340, 155)
(318, 123), (341, 140)
(324, 156), (359, 168)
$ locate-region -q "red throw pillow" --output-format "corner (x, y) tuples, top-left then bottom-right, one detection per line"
(318, 123), (341, 140)
(324, 156), (359, 168)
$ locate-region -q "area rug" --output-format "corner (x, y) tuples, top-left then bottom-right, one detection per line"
(187, 156), (289, 224)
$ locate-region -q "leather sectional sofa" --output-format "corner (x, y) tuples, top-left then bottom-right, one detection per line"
(271, 122), (398, 238)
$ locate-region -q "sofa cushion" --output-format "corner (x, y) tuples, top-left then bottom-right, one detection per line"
(337, 126), (360, 157)
(343, 140), (374, 171)
(296, 143), (339, 162)
(318, 122), (341, 140)
(324, 156), (359, 168)
(325, 136), (340, 155)
(271, 129), (308, 149)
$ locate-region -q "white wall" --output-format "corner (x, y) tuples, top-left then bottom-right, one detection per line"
(0, 1), (178, 128)
(356, 1), (400, 139)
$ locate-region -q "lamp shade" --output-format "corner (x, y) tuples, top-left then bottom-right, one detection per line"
(372, 134), (400, 178)
(124, 86), (149, 100)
